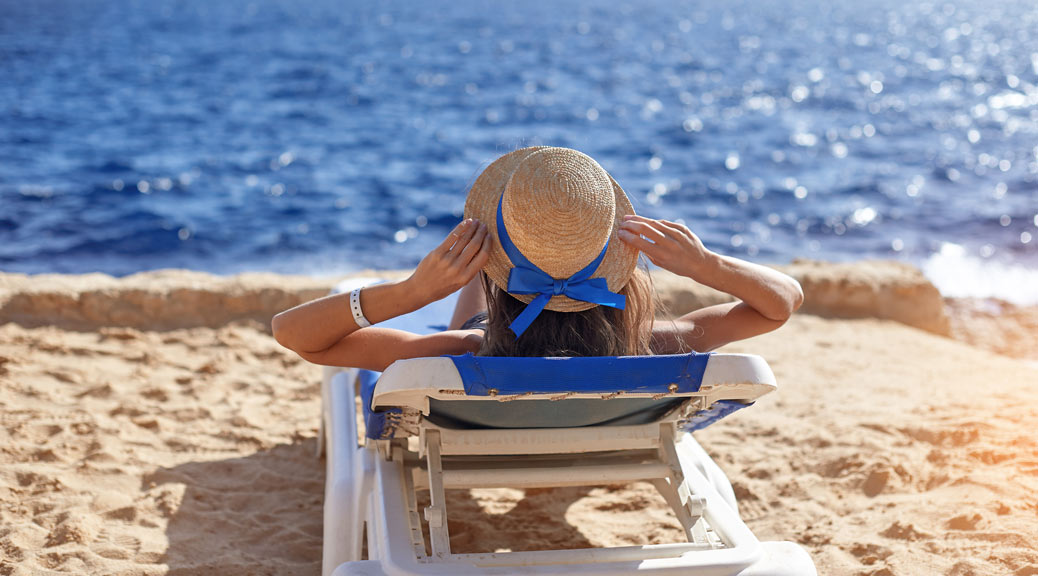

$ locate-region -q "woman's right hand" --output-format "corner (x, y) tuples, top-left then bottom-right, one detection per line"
(617, 215), (714, 280)
(618, 214), (803, 330)
(407, 218), (491, 303)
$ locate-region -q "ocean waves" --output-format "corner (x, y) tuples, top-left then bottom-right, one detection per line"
(0, 0), (1035, 296)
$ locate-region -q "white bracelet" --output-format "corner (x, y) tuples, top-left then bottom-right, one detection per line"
(349, 287), (371, 328)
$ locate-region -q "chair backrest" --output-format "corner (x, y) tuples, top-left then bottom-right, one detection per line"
(448, 352), (710, 396)
(361, 352), (777, 439)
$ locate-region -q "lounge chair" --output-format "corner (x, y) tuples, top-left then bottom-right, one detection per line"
(316, 279), (817, 576)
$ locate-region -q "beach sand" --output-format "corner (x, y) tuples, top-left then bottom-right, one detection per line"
(1, 263), (1036, 575)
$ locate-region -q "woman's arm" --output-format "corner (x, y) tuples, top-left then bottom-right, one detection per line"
(618, 215), (803, 352)
(271, 219), (491, 369)
(286, 327), (485, 372)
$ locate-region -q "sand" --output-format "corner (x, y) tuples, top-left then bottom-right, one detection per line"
(1, 263), (1036, 576)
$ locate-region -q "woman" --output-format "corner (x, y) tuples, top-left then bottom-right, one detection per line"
(272, 147), (803, 370)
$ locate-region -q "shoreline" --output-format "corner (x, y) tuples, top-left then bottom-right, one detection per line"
(1, 260), (1037, 575)
(2, 260), (1035, 360)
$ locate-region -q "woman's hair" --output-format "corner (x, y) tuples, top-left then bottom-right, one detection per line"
(478, 264), (660, 357)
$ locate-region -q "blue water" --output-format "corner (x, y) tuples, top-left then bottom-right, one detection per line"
(2, 0), (1037, 299)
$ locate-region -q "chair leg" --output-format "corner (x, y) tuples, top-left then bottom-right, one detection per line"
(322, 369), (365, 576)
(399, 446), (428, 559)
(677, 432), (740, 515)
(658, 423), (709, 544)
(650, 478), (696, 541)
(423, 430), (451, 558)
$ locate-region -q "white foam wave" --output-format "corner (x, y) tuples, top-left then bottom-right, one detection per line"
(922, 243), (1038, 306)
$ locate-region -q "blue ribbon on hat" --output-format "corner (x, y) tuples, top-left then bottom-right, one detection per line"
(496, 196), (626, 338)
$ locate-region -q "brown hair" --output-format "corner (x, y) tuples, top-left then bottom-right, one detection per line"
(478, 265), (660, 357)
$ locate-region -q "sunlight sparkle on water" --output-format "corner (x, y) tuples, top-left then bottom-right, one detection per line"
(851, 207), (878, 227)
(4, 0), (1037, 279)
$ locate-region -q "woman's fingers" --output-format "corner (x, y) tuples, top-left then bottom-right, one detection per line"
(434, 219), (471, 255)
(451, 219), (480, 251)
(437, 218), (481, 258)
(411, 219), (491, 301)
(623, 214), (691, 238)
(453, 222), (487, 264)
(622, 215), (704, 249)
(656, 219), (698, 242)
(618, 215), (693, 268)
(622, 214), (666, 227)
(618, 229), (662, 266)
(617, 228), (659, 253)
(618, 219), (668, 243)
(655, 218), (687, 234)
(620, 215), (710, 279)
(460, 233), (492, 279)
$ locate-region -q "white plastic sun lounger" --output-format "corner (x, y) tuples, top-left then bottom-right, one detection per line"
(316, 280), (816, 576)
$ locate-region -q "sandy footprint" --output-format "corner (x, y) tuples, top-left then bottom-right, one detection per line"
(91, 528), (142, 561)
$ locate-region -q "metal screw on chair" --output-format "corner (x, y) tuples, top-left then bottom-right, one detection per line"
(488, 388), (498, 397)
(668, 383), (679, 393)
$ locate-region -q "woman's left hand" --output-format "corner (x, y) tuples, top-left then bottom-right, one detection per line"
(272, 218), (490, 363)
(617, 215), (713, 280)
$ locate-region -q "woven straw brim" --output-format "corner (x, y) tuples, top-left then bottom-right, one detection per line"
(464, 147), (639, 313)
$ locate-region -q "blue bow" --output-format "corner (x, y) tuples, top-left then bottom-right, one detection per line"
(496, 196), (626, 338)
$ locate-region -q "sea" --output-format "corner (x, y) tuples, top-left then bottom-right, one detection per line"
(2, 0), (1037, 303)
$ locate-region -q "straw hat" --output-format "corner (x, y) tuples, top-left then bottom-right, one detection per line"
(464, 146), (639, 312)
